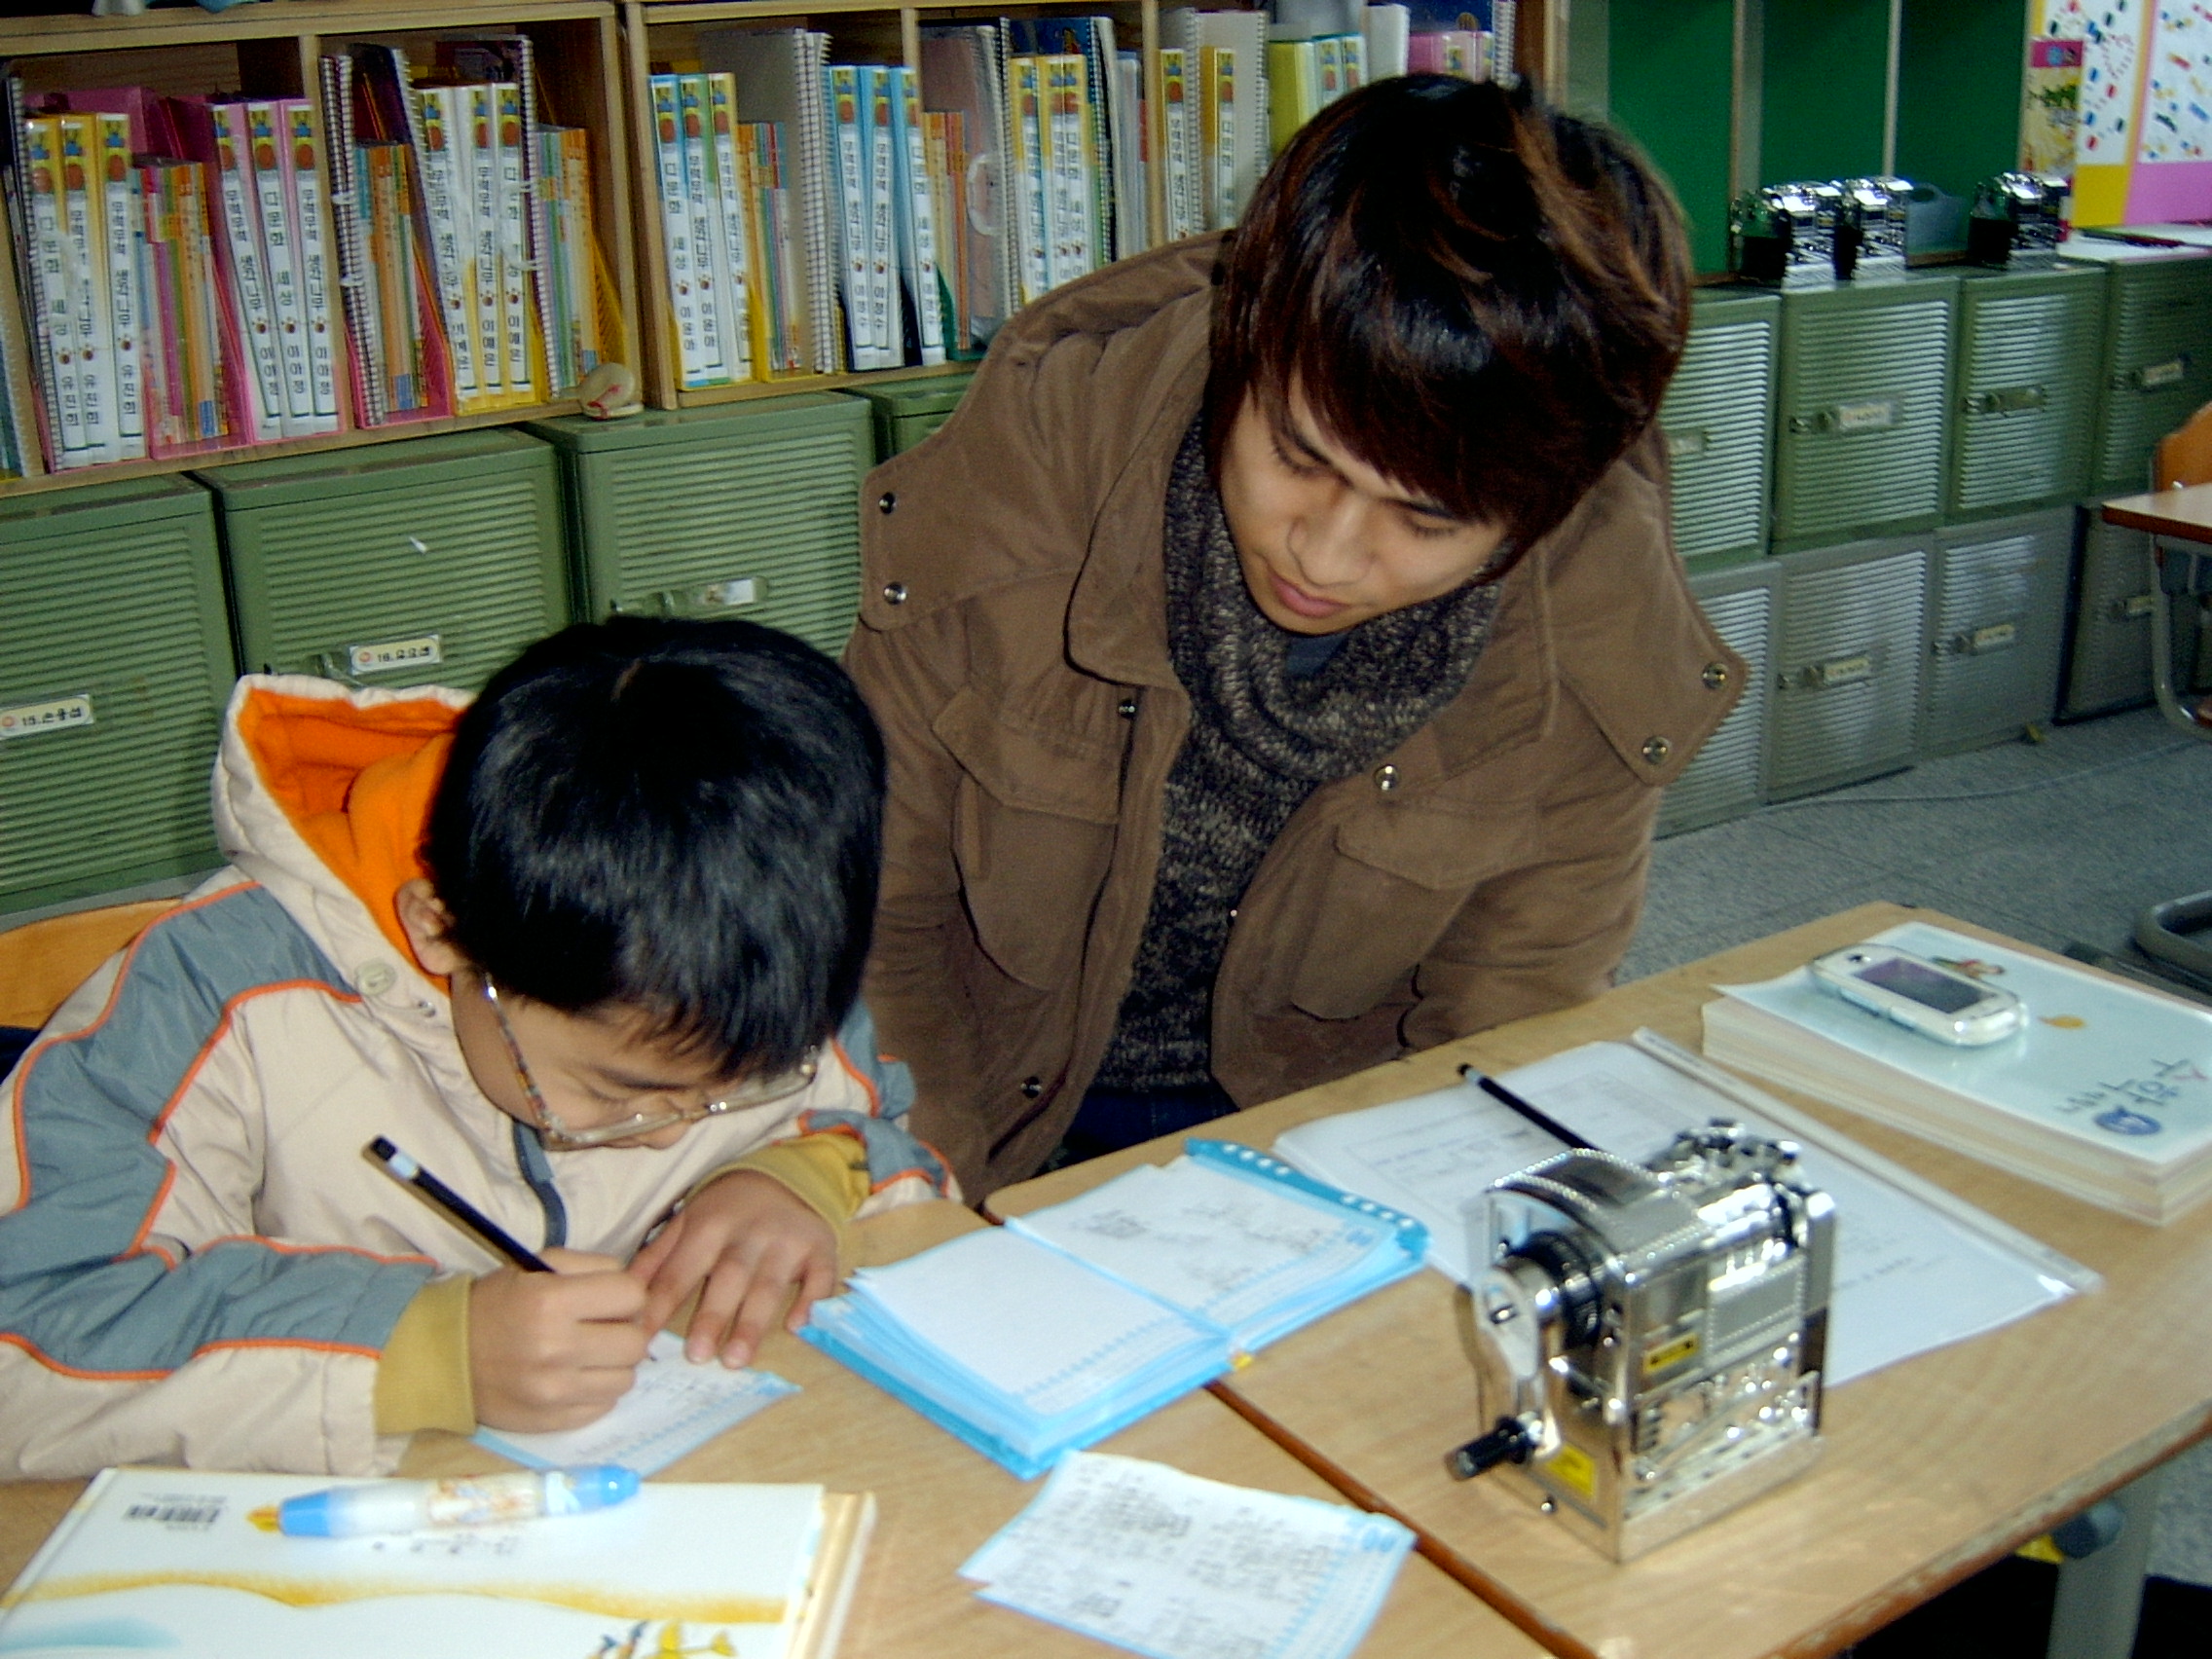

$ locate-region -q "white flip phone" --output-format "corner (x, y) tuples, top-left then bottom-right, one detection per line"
(1808, 943), (2027, 1047)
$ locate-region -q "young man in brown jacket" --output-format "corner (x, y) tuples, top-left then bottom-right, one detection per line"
(847, 77), (1747, 1198)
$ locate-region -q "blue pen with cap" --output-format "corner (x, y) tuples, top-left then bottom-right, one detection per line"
(271, 1466), (639, 1538)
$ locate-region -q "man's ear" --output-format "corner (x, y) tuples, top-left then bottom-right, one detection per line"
(394, 878), (469, 977)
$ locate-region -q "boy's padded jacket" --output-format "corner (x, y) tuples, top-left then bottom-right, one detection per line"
(0, 676), (950, 1479)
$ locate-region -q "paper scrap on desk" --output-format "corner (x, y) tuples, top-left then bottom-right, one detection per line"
(961, 1452), (1413, 1659)
(474, 1331), (797, 1474)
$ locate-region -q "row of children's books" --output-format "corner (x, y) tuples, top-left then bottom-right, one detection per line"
(0, 38), (615, 478)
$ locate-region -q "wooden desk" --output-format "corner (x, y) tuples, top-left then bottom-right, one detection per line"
(2102, 482), (2212, 543)
(989, 904), (2212, 1659)
(0, 1199), (1537, 1659)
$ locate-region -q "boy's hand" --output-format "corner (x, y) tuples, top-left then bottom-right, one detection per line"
(629, 1170), (838, 1368)
(469, 1248), (649, 1432)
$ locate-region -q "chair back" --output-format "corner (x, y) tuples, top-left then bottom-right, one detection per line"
(2155, 396), (2212, 490)
(0, 901), (177, 1030)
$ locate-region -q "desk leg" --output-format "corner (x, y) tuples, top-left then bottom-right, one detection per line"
(2045, 1462), (2168, 1659)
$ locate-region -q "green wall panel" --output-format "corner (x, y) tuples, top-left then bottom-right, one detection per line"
(1760, 0), (1892, 185)
(1896, 0), (2022, 212)
(1609, 0), (1737, 275)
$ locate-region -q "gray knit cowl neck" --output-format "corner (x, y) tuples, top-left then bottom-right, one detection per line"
(1092, 420), (1499, 1091)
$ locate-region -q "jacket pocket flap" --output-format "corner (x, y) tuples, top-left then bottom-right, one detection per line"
(933, 687), (1122, 824)
(1332, 807), (1527, 891)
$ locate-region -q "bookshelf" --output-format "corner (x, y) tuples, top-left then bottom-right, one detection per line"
(0, 0), (639, 498)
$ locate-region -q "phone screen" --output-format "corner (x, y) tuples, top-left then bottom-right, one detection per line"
(1855, 956), (1984, 1014)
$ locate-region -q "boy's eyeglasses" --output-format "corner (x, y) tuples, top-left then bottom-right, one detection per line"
(479, 977), (817, 1150)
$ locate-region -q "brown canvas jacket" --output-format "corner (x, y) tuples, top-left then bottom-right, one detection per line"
(847, 237), (1746, 1198)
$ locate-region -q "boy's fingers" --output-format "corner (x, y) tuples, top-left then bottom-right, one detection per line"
(685, 1250), (759, 1363)
(539, 1246), (623, 1275)
(783, 1255), (838, 1334)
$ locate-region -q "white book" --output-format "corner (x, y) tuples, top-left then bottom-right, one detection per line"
(675, 75), (729, 380)
(20, 119), (91, 465)
(93, 112), (145, 459)
(1159, 49), (1198, 243)
(281, 100), (342, 424)
(1363, 4), (1410, 82)
(648, 74), (710, 388)
(825, 63), (874, 369)
(492, 82), (535, 399)
(207, 102), (284, 440)
(1006, 55), (1051, 304)
(890, 66), (944, 365)
(1110, 51), (1148, 258)
(1167, 8), (1270, 230)
(863, 66), (900, 366)
(414, 87), (480, 404)
(246, 102), (317, 434)
(706, 73), (757, 383)
(463, 84), (505, 397)
(56, 114), (117, 463)
(1044, 55), (1091, 285)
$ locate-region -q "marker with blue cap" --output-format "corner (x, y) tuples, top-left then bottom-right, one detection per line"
(268, 1466), (639, 1538)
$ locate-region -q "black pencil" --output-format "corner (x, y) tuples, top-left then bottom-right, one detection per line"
(1458, 1067), (1597, 1151)
(366, 1136), (553, 1272)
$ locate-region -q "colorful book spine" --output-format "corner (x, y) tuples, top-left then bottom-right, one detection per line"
(891, 66), (946, 366)
(1267, 40), (1318, 159)
(1339, 34), (1366, 92)
(1201, 47), (1237, 231)
(493, 82), (534, 401)
(208, 102), (285, 439)
(415, 87), (479, 406)
(1161, 50), (1196, 243)
(281, 100), (342, 428)
(863, 66), (899, 367)
(706, 74), (757, 384)
(464, 84), (505, 400)
(56, 114), (117, 463)
(248, 101), (317, 434)
(93, 112), (145, 460)
(562, 128), (604, 380)
(22, 119), (89, 465)
(675, 75), (729, 383)
(649, 74), (710, 388)
(1008, 55), (1051, 305)
(168, 161), (227, 442)
(826, 64), (873, 370)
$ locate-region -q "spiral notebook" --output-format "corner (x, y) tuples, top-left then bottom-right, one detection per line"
(801, 1140), (1426, 1478)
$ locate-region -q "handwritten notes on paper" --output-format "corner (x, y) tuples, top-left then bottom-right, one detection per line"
(962, 1453), (1413, 1659)
(475, 1331), (798, 1474)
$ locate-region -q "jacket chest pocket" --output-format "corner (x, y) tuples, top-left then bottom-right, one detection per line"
(1282, 803), (1535, 1020)
(936, 687), (1123, 990)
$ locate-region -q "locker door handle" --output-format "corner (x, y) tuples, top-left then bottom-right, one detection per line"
(2116, 354), (2190, 391)
(1788, 399), (1898, 435)
(1960, 385), (2047, 415)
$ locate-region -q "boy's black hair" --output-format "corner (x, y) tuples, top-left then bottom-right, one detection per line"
(424, 616), (884, 1076)
(1207, 74), (1692, 572)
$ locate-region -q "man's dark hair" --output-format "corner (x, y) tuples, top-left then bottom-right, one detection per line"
(425, 616), (884, 1076)
(1207, 74), (1692, 570)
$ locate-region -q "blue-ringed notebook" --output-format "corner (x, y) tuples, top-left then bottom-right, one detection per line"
(800, 1139), (1426, 1479)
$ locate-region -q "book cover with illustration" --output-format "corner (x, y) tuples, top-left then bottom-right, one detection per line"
(0, 1467), (869, 1659)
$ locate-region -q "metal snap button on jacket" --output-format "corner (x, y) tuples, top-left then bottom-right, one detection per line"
(1117, 696), (1138, 719)
(1641, 736), (1673, 764)
(877, 492), (897, 513)
(1374, 763), (1400, 792)
(882, 581), (908, 605)
(1019, 1077), (1044, 1099)
(1702, 661), (1731, 690)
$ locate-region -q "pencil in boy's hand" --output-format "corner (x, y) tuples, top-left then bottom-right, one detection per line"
(366, 1135), (554, 1272)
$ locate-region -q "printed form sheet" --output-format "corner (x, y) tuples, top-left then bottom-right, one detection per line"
(962, 1452), (1413, 1659)
(1274, 1042), (2082, 1384)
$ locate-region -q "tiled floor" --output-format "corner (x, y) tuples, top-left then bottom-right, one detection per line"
(1625, 701), (2212, 1593)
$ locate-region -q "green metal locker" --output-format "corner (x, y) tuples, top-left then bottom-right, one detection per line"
(1660, 288), (1778, 569)
(851, 371), (977, 461)
(1946, 266), (2104, 520)
(528, 394), (872, 659)
(1767, 535), (1930, 800)
(1920, 508), (2069, 756)
(1773, 275), (1958, 551)
(200, 430), (568, 693)
(2062, 241), (2212, 494)
(1658, 560), (1776, 835)
(0, 477), (235, 915)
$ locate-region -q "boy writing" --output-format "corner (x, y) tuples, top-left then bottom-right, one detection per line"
(0, 618), (950, 1478)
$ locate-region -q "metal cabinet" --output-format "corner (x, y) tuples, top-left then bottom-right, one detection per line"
(1658, 560), (1777, 835)
(1948, 267), (2105, 519)
(1661, 289), (1778, 569)
(1921, 508), (2070, 755)
(1767, 535), (1930, 799)
(0, 477), (234, 915)
(2062, 242), (2212, 494)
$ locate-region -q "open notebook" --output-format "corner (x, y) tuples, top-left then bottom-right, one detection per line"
(801, 1140), (1426, 1478)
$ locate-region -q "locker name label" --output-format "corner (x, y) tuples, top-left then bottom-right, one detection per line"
(0, 695), (93, 740)
(2142, 357), (2187, 389)
(698, 577), (760, 608)
(1805, 655), (1873, 687)
(1831, 400), (1897, 432)
(1665, 427), (1710, 460)
(348, 636), (444, 676)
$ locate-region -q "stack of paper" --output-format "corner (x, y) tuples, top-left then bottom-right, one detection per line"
(804, 1226), (1234, 1479)
(963, 1452), (1413, 1659)
(1705, 921), (2212, 1224)
(1274, 1038), (2094, 1384)
(803, 1142), (1424, 1476)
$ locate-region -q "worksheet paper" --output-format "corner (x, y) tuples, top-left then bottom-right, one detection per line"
(475, 1331), (798, 1474)
(1272, 1042), (2081, 1385)
(961, 1452), (1413, 1659)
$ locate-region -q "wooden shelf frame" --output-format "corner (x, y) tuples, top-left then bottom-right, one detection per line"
(0, 0), (639, 497)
